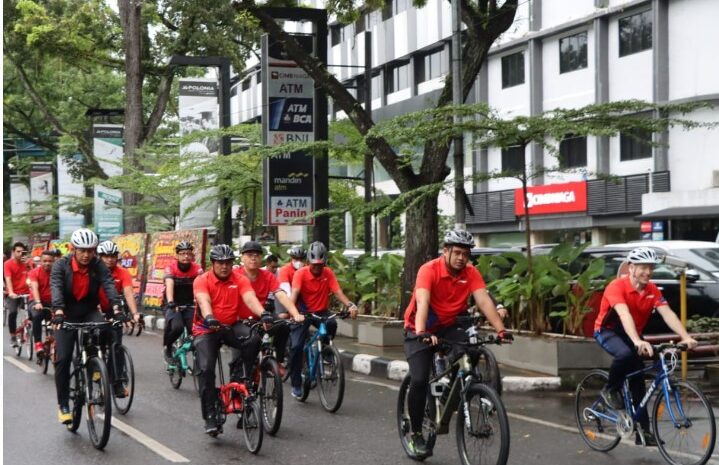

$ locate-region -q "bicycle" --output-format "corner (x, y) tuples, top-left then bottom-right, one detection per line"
(35, 307), (55, 374)
(250, 318), (289, 435)
(166, 305), (199, 394)
(11, 294), (33, 361)
(575, 342), (716, 465)
(458, 314), (503, 396)
(102, 314), (136, 415)
(206, 326), (263, 454)
(397, 325), (511, 465)
(62, 320), (114, 450)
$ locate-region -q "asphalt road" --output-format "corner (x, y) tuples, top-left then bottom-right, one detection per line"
(4, 330), (718, 465)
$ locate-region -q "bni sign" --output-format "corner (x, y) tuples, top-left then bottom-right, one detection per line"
(261, 34), (315, 225)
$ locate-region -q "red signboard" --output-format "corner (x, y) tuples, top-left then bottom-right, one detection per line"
(514, 181), (587, 216)
(640, 221), (653, 233)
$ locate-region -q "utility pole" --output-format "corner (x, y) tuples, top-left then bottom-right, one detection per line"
(451, 0), (465, 230)
(364, 31), (373, 254)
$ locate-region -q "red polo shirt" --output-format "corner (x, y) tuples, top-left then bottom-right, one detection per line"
(277, 262), (297, 285)
(235, 268), (281, 318)
(291, 266), (340, 313)
(192, 270), (254, 335)
(71, 256), (90, 301)
(28, 266), (52, 303)
(98, 266), (133, 311)
(594, 275), (667, 335)
(3, 258), (30, 295)
(404, 257), (486, 333)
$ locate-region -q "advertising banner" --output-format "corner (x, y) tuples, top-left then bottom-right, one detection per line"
(514, 181), (588, 216)
(93, 125), (124, 239)
(262, 34), (315, 226)
(29, 163), (53, 225)
(94, 185), (123, 240)
(57, 154), (86, 238)
(142, 229), (207, 309)
(10, 176), (30, 244)
(178, 78), (219, 229)
(49, 240), (73, 257)
(111, 233), (148, 297)
(30, 241), (49, 259)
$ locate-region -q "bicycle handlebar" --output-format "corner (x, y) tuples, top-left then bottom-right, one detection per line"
(291, 310), (349, 325)
(406, 332), (504, 347)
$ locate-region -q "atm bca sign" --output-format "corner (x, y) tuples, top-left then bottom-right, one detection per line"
(269, 196), (314, 225)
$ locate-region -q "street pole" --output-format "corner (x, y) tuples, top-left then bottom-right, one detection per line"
(364, 31), (373, 254)
(451, 0), (465, 230)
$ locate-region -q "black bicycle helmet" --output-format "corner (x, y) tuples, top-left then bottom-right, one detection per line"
(209, 244), (235, 261)
(175, 241), (194, 253)
(443, 229), (474, 248)
(307, 241), (328, 264)
(287, 246), (307, 260)
(240, 241), (263, 254)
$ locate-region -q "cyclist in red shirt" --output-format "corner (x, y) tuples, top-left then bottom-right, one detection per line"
(4, 241), (32, 347)
(163, 241), (203, 362)
(276, 246), (307, 316)
(594, 246), (697, 446)
(403, 230), (510, 457)
(28, 250), (56, 356)
(288, 241), (358, 399)
(193, 244), (272, 435)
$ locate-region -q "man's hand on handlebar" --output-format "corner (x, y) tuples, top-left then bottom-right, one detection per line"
(417, 332), (438, 346)
(260, 311), (274, 331)
(635, 340), (654, 357)
(680, 336), (698, 350)
(51, 310), (65, 329)
(347, 302), (359, 319)
(497, 330), (513, 343)
(204, 314), (220, 330)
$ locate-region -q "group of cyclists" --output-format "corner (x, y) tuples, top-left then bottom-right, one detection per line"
(4, 225), (701, 460)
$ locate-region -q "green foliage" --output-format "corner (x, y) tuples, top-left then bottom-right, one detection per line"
(686, 316), (719, 334)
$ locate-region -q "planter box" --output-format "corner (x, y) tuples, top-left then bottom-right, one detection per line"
(357, 320), (405, 347)
(337, 318), (359, 338)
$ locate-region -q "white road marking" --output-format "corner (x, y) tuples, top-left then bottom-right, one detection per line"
(105, 415), (190, 463)
(348, 376), (399, 391)
(4, 355), (35, 373)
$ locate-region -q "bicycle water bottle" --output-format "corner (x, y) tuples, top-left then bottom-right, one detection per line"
(434, 353), (447, 376)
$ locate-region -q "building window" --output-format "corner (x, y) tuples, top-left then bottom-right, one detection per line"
(501, 51), (524, 88)
(501, 146), (525, 172)
(368, 9), (382, 28)
(387, 62), (409, 93)
(619, 10), (652, 57)
(620, 128), (652, 161)
(331, 25), (345, 46)
(356, 12), (367, 34)
(416, 47), (449, 84)
(241, 78), (250, 91)
(371, 73), (382, 99)
(559, 32), (588, 73)
(559, 134), (587, 168)
(382, 1), (393, 21)
(256, 71), (261, 84)
(394, 0), (408, 15)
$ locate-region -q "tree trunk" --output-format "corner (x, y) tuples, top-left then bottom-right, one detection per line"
(119, 0), (145, 233)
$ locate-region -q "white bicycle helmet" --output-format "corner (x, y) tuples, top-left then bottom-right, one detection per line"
(443, 229), (474, 248)
(627, 247), (662, 265)
(70, 228), (99, 249)
(97, 240), (119, 256)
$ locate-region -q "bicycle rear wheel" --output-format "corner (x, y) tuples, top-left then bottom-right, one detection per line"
(299, 351), (311, 402)
(652, 380), (716, 465)
(574, 369), (621, 452)
(112, 345), (135, 415)
(242, 396), (263, 454)
(259, 357), (283, 435)
(474, 346), (502, 396)
(86, 356), (112, 450)
(456, 382), (510, 465)
(318, 344), (345, 413)
(68, 362), (84, 432)
(167, 340), (183, 389)
(24, 322), (34, 361)
(397, 374), (437, 462)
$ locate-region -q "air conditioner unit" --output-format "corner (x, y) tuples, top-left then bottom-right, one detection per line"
(713, 170), (719, 188)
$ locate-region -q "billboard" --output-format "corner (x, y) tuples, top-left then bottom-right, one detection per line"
(112, 232), (148, 297)
(514, 181), (588, 216)
(49, 240), (73, 257)
(94, 185), (123, 240)
(9, 176), (30, 244)
(93, 125), (124, 239)
(29, 163), (53, 225)
(57, 154), (86, 238)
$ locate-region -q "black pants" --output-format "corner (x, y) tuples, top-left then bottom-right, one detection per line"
(6, 296), (23, 334)
(404, 325), (466, 434)
(30, 304), (51, 342)
(289, 310), (337, 388)
(163, 306), (194, 348)
(54, 312), (106, 408)
(194, 322), (261, 419)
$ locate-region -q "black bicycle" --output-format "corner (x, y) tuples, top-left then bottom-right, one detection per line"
(397, 326), (511, 465)
(102, 313), (136, 415)
(251, 318), (289, 435)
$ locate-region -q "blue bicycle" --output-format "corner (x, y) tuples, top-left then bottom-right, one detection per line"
(295, 312), (347, 412)
(575, 342), (716, 465)
(165, 305), (199, 393)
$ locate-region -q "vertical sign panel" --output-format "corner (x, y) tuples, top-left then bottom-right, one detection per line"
(10, 176), (30, 244)
(262, 34), (316, 225)
(93, 124), (124, 240)
(29, 162), (54, 226)
(57, 154), (86, 238)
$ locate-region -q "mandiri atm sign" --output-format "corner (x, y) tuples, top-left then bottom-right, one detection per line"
(514, 181), (587, 216)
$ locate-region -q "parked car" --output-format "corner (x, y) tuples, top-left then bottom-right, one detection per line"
(576, 241), (719, 336)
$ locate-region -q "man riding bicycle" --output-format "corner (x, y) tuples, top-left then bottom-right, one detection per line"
(28, 250), (57, 356)
(163, 241), (203, 362)
(594, 246), (698, 446)
(276, 246), (307, 318)
(403, 229), (510, 457)
(4, 241), (32, 347)
(50, 229), (122, 424)
(288, 241), (358, 399)
(193, 244), (272, 435)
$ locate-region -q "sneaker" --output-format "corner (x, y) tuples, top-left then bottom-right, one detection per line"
(407, 432), (432, 457)
(10, 336), (18, 348)
(58, 406), (72, 424)
(636, 430), (663, 447)
(204, 415), (221, 435)
(164, 347), (174, 364)
(600, 386), (624, 410)
(291, 386), (302, 399)
(35, 341), (45, 355)
(114, 384), (129, 399)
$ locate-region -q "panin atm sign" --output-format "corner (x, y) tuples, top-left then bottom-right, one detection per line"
(270, 197), (312, 224)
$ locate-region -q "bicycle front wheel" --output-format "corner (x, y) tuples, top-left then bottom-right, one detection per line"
(318, 344), (345, 413)
(24, 323), (34, 361)
(242, 396), (264, 454)
(474, 346), (502, 396)
(259, 357), (283, 435)
(86, 356), (112, 450)
(456, 382), (510, 465)
(167, 340), (183, 389)
(112, 345), (135, 415)
(299, 351), (311, 402)
(67, 361), (84, 432)
(653, 380), (716, 465)
(574, 369), (621, 452)
(397, 374), (437, 462)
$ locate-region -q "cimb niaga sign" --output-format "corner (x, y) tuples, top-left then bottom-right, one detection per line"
(514, 181), (587, 215)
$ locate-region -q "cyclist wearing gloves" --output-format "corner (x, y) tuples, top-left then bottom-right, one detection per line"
(276, 246), (307, 318)
(403, 229), (510, 457)
(50, 229), (122, 424)
(163, 241), (203, 362)
(192, 244), (271, 435)
(594, 246), (698, 446)
(28, 250), (56, 356)
(288, 241), (358, 399)
(4, 241), (31, 347)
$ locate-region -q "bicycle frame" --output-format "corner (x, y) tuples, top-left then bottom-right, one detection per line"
(171, 327), (194, 373)
(216, 350), (251, 415)
(303, 319), (331, 385)
(430, 351), (481, 435)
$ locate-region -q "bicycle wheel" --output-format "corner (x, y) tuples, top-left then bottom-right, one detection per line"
(574, 369), (621, 452)
(24, 322), (34, 361)
(242, 396), (264, 454)
(281, 336), (292, 382)
(474, 346), (502, 396)
(112, 345), (135, 415)
(259, 357), (283, 435)
(299, 350), (311, 402)
(86, 356), (112, 450)
(397, 374), (437, 462)
(168, 340), (183, 389)
(456, 382), (510, 465)
(67, 362), (84, 432)
(318, 344), (345, 413)
(652, 380), (716, 465)
(190, 350), (200, 396)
